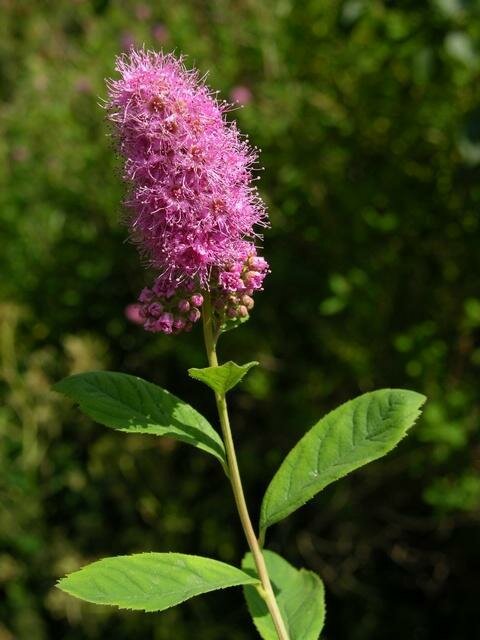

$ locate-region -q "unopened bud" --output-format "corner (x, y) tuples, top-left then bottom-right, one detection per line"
(190, 294), (204, 307)
(241, 295), (254, 310)
(173, 317), (185, 330)
(189, 308), (201, 322)
(148, 302), (163, 318)
(138, 287), (154, 303)
(178, 299), (190, 313)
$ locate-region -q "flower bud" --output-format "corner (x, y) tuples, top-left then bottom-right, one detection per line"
(138, 287), (154, 303)
(155, 312), (174, 334)
(178, 299), (190, 313)
(148, 302), (163, 318)
(173, 317), (185, 331)
(241, 295), (254, 310)
(190, 294), (204, 307)
(189, 308), (201, 323)
(143, 318), (157, 332)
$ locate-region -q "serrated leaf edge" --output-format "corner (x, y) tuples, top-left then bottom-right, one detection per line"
(57, 552), (259, 613)
(260, 389), (426, 534)
(188, 360), (259, 394)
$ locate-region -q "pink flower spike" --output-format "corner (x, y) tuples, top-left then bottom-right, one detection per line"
(105, 49), (269, 336)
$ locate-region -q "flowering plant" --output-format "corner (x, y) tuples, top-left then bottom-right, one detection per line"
(54, 50), (426, 640)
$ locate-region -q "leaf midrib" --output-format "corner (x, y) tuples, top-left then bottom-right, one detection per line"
(78, 377), (177, 426)
(263, 395), (417, 525)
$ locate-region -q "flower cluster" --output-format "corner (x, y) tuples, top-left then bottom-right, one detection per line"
(106, 49), (268, 333)
(213, 253), (268, 321)
(138, 281), (203, 335)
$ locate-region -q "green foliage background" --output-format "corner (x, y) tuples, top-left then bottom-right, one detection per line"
(1, 1), (479, 638)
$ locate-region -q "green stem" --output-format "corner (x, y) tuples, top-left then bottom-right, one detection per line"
(202, 292), (290, 640)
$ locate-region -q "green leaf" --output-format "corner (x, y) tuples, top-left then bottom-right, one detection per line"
(188, 361), (258, 395)
(54, 371), (225, 465)
(260, 389), (426, 534)
(57, 553), (258, 612)
(242, 551), (325, 640)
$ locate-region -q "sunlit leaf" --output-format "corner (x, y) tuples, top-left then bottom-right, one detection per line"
(54, 371), (225, 465)
(188, 361), (258, 395)
(58, 553), (258, 612)
(260, 389), (426, 534)
(242, 550), (325, 640)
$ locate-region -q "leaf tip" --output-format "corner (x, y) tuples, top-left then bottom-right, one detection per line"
(397, 388), (426, 403)
(55, 573), (77, 597)
(396, 388), (427, 418)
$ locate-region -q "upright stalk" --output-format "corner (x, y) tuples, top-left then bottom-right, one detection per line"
(202, 293), (290, 640)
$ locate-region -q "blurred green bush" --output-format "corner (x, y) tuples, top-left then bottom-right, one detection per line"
(1, 1), (479, 639)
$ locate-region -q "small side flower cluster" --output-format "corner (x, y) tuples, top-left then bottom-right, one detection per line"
(213, 254), (268, 322)
(106, 49), (268, 334)
(138, 281), (203, 335)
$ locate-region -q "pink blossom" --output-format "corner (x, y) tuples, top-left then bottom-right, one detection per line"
(137, 280), (204, 334)
(155, 312), (174, 334)
(218, 271), (244, 292)
(106, 49), (269, 334)
(244, 270), (266, 290)
(249, 256), (268, 271)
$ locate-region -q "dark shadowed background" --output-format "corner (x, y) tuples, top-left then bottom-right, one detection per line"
(1, 1), (480, 638)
